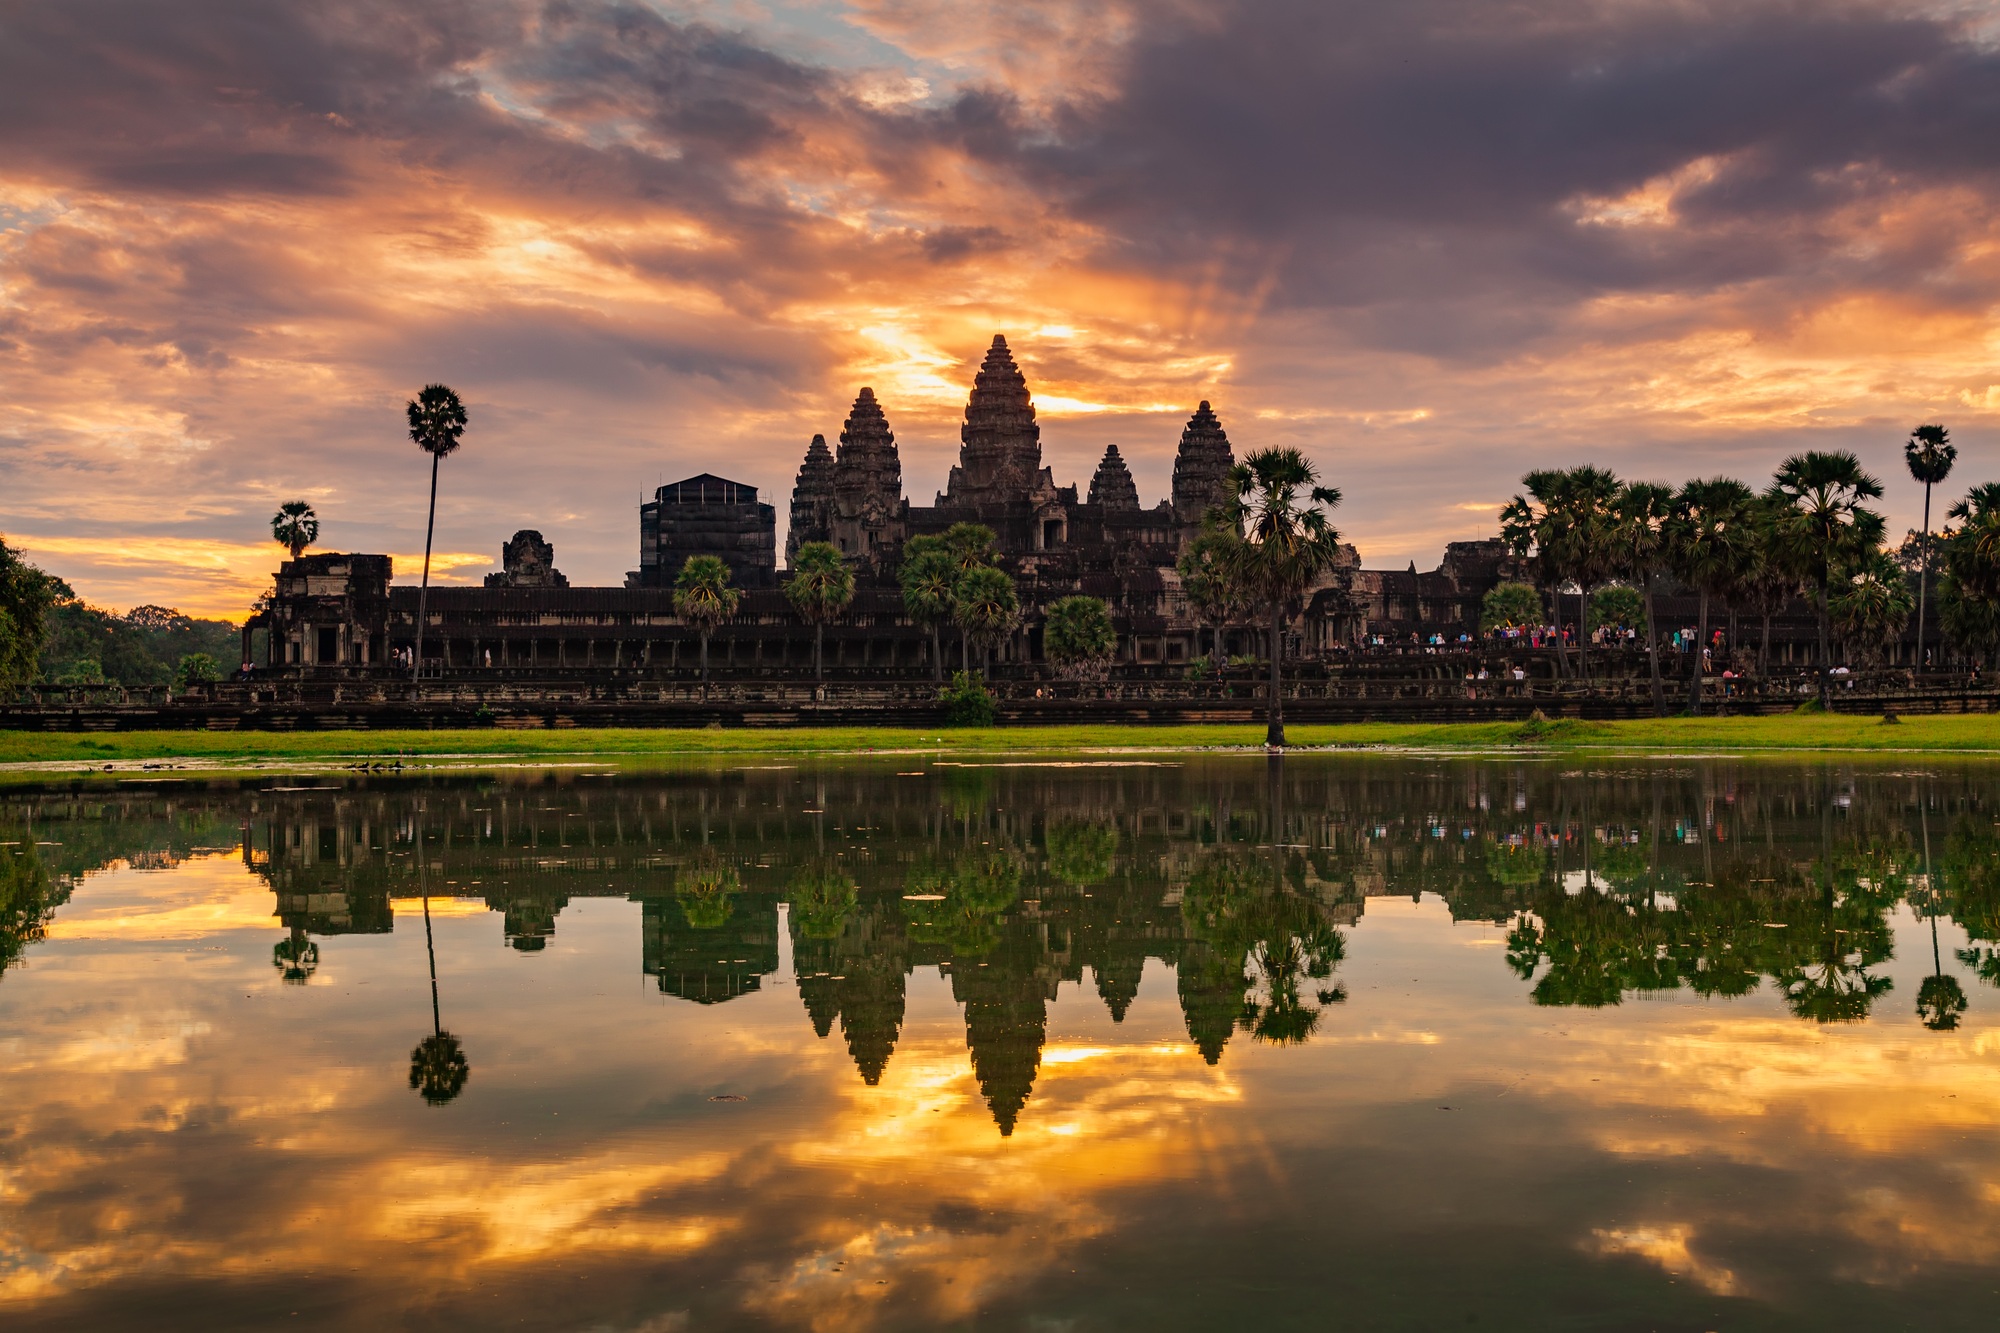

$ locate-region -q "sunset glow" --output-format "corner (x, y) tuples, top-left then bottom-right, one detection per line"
(4, 0), (1995, 618)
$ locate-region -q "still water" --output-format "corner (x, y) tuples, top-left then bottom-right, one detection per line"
(3, 756), (1999, 1330)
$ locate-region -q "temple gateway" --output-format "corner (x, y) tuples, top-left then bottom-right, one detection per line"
(250, 336), (1521, 674)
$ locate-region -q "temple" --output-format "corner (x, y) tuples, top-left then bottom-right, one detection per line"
(250, 334), (1530, 674)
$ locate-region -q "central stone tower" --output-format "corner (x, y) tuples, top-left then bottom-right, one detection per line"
(941, 335), (1047, 507)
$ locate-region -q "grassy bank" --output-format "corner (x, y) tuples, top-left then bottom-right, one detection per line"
(0, 713), (1994, 771)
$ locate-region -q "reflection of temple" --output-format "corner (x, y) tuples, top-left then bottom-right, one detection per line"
(792, 900), (908, 1085)
(58, 758), (1977, 1135)
(250, 812), (394, 937)
(642, 891), (781, 1003)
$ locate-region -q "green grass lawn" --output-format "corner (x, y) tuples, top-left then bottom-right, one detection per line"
(0, 712), (1994, 772)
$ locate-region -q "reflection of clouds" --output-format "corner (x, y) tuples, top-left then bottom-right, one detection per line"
(43, 853), (275, 940)
(370, 1152), (735, 1267)
(0, 1014), (211, 1074)
(751, 1037), (1245, 1329)
(1590, 1223), (1741, 1296)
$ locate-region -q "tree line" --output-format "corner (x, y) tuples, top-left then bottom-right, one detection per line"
(1489, 429), (1999, 713)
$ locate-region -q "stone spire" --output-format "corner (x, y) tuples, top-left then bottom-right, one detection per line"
(833, 388), (901, 517)
(786, 433), (835, 565)
(1088, 444), (1140, 511)
(1171, 400), (1235, 523)
(943, 335), (1043, 505)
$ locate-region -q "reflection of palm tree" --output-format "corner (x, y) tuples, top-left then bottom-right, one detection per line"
(1915, 798), (1967, 1031)
(272, 926), (319, 984)
(1774, 865), (1894, 1024)
(1045, 821), (1116, 888)
(408, 817), (469, 1105)
(678, 856), (741, 931)
(1239, 923), (1345, 1045)
(903, 850), (1020, 958)
(789, 859), (857, 940)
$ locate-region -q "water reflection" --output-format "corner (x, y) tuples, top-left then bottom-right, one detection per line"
(4, 757), (2000, 1328)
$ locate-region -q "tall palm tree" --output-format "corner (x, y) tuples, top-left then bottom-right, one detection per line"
(1736, 495), (1801, 677)
(1609, 481), (1674, 715)
(406, 384), (468, 681)
(1905, 423), (1956, 671)
(953, 564), (1019, 676)
(898, 538), (957, 682)
(270, 500), (320, 561)
(1228, 448), (1342, 748)
(1829, 547), (1914, 669)
(1767, 451), (1886, 707)
(1502, 466), (1620, 679)
(941, 523), (1000, 671)
(1667, 477), (1756, 714)
(784, 541), (855, 682)
(673, 555), (740, 685)
(1945, 482), (2000, 602)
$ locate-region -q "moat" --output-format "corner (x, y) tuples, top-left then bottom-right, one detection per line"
(4, 757), (1999, 1330)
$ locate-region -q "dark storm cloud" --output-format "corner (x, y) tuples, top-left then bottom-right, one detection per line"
(936, 0), (2000, 346)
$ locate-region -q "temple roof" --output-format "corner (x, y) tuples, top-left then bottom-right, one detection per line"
(656, 474), (759, 504)
(1088, 444), (1141, 511)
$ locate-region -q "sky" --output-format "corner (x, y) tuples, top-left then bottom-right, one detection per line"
(2, 0), (1998, 619)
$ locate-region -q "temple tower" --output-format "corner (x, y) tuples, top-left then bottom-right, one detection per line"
(1088, 445), (1140, 511)
(786, 434), (835, 565)
(833, 389), (901, 517)
(829, 388), (905, 566)
(1171, 401), (1235, 524)
(942, 335), (1046, 506)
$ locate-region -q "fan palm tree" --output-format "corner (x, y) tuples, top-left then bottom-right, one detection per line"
(1905, 424), (1956, 671)
(1228, 449), (1342, 747)
(899, 538), (958, 681)
(1766, 451), (1886, 707)
(1502, 467), (1620, 678)
(1735, 496), (1801, 677)
(1945, 482), (2000, 602)
(1042, 594), (1116, 678)
(953, 564), (1019, 676)
(1609, 481), (1674, 714)
(406, 384), (468, 681)
(1829, 547), (1915, 669)
(270, 500), (320, 561)
(784, 541), (854, 683)
(673, 555), (740, 686)
(1666, 477), (1756, 714)
(941, 523), (1000, 671)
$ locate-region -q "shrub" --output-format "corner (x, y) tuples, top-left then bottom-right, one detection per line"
(57, 659), (106, 686)
(940, 670), (997, 726)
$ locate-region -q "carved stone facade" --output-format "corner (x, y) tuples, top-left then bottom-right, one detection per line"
(1171, 400), (1235, 524)
(786, 435), (835, 566)
(485, 530), (568, 588)
(829, 389), (906, 570)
